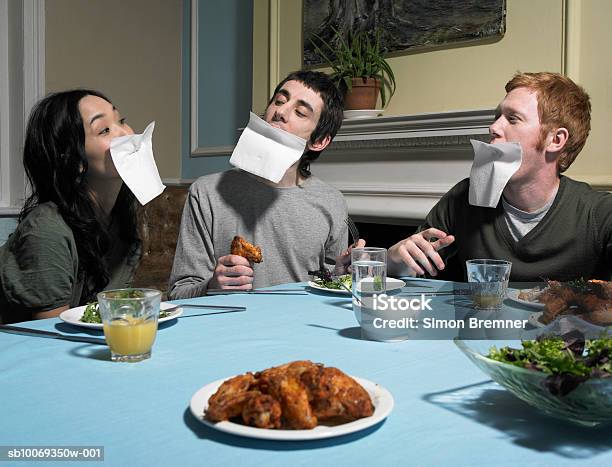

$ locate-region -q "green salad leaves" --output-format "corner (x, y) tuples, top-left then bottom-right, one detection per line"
(79, 299), (171, 324)
(488, 332), (612, 395)
(315, 274), (352, 290)
(80, 302), (101, 323)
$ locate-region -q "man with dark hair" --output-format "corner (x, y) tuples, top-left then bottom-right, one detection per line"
(273, 70), (345, 180)
(388, 71), (612, 282)
(169, 71), (360, 298)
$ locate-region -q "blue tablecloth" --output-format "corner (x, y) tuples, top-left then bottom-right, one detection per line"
(1, 279), (611, 466)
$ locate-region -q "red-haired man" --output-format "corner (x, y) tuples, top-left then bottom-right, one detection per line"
(388, 72), (611, 281)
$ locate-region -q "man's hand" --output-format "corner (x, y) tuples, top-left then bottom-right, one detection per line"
(388, 228), (455, 277)
(209, 255), (254, 289)
(334, 239), (367, 276)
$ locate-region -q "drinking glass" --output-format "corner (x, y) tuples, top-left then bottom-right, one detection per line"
(465, 259), (512, 311)
(352, 247), (394, 340)
(97, 288), (161, 362)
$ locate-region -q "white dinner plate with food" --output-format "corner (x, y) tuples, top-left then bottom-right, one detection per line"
(308, 277), (406, 295)
(189, 375), (393, 441)
(59, 302), (182, 329)
(528, 310), (611, 330)
(506, 288), (546, 310)
(343, 109), (384, 120)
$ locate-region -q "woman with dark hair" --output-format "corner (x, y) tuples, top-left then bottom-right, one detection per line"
(0, 90), (141, 323)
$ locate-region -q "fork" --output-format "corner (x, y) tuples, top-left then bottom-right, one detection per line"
(345, 216), (360, 246)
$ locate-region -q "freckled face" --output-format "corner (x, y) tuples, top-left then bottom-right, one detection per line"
(78, 95), (134, 180)
(263, 80), (324, 143)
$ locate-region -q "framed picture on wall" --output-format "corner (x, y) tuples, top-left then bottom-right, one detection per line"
(303, 0), (507, 66)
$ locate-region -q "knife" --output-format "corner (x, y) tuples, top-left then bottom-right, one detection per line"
(164, 303), (247, 312)
(0, 325), (107, 345)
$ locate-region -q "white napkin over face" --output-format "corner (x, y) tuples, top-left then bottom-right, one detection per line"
(229, 112), (307, 183)
(469, 139), (523, 208)
(110, 121), (165, 205)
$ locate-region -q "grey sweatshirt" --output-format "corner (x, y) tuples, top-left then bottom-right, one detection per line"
(168, 169), (348, 299)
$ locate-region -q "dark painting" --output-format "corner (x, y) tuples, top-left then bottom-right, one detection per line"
(303, 0), (506, 66)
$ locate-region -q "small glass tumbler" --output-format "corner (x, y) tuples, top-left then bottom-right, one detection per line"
(97, 288), (161, 362)
(466, 259), (512, 311)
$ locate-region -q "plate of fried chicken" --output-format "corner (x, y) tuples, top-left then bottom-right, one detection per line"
(189, 360), (393, 440)
(525, 279), (612, 327)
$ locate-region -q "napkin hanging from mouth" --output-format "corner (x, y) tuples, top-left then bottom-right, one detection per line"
(468, 139), (523, 208)
(229, 112), (307, 183)
(110, 121), (165, 205)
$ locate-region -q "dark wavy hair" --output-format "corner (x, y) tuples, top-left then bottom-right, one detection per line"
(269, 70), (344, 178)
(19, 89), (141, 303)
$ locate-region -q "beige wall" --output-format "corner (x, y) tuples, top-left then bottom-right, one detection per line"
(564, 0), (612, 186)
(45, 0), (182, 179)
(253, 0), (612, 188)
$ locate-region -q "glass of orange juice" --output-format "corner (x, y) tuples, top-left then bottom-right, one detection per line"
(97, 288), (162, 362)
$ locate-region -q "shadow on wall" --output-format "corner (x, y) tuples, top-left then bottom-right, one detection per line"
(0, 218), (18, 246)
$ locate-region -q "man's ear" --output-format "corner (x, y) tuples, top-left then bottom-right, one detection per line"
(546, 127), (569, 154)
(307, 135), (331, 152)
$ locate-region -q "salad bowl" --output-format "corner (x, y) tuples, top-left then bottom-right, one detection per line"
(455, 333), (612, 427)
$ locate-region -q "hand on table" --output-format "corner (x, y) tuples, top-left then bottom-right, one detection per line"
(209, 255), (254, 289)
(387, 228), (455, 277)
(334, 239), (366, 276)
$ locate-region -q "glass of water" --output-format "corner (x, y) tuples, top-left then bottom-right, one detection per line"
(352, 247), (387, 339)
(465, 259), (512, 311)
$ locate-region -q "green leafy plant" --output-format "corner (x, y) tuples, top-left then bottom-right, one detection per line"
(311, 27), (396, 108)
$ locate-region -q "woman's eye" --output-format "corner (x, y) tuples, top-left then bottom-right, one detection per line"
(119, 117), (127, 125)
(99, 127), (110, 135)
(296, 110), (305, 118)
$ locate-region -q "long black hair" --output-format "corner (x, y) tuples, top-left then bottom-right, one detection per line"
(20, 89), (141, 303)
(269, 71), (344, 178)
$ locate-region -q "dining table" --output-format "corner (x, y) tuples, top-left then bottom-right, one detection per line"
(1, 278), (611, 467)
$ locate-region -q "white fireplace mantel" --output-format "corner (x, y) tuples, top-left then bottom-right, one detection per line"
(312, 109), (496, 225)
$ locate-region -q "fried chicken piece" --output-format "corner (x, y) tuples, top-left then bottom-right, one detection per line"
(257, 366), (317, 429)
(231, 236), (263, 263)
(580, 287), (611, 325)
(256, 361), (322, 399)
(540, 296), (570, 324)
(539, 280), (612, 325)
(256, 360), (321, 383)
(241, 393), (282, 429)
(206, 373), (257, 422)
(304, 367), (374, 422)
(588, 280), (612, 300)
(518, 288), (544, 302)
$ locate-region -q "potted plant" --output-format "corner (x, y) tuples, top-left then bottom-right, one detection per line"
(311, 27), (396, 110)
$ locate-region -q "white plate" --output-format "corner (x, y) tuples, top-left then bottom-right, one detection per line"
(308, 277), (405, 295)
(528, 311), (609, 330)
(59, 302), (182, 329)
(343, 109), (384, 120)
(507, 289), (545, 310)
(189, 375), (393, 441)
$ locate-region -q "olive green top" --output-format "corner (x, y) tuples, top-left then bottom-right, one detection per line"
(421, 176), (612, 282)
(0, 202), (139, 323)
